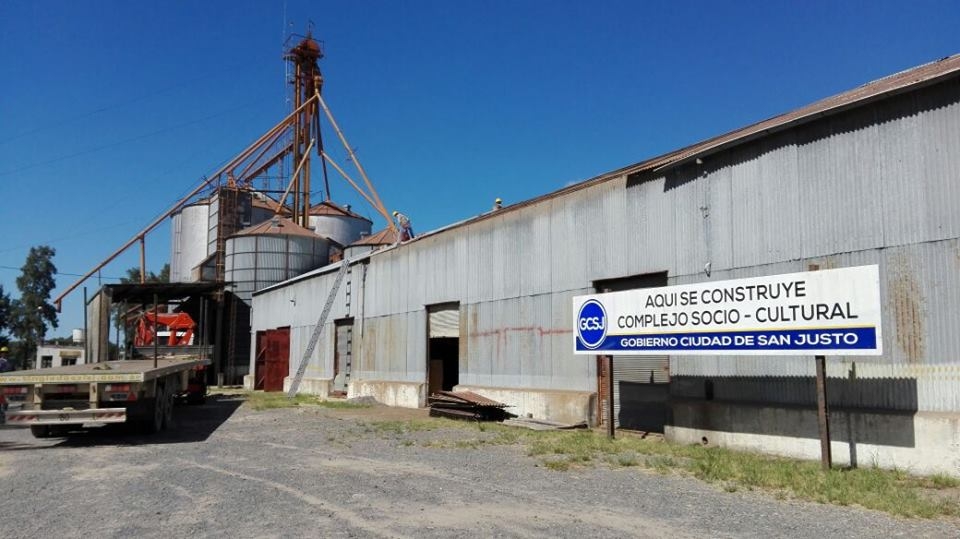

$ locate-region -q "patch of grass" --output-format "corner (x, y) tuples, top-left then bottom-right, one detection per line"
(347, 416), (960, 518)
(454, 439), (482, 449)
(926, 473), (960, 489)
(542, 458), (572, 471)
(313, 400), (371, 409)
(244, 391), (322, 411)
(364, 419), (443, 435)
(517, 429), (960, 518)
(647, 455), (676, 473)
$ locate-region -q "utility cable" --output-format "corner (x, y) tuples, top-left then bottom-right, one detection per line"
(0, 265), (122, 280)
(0, 96), (273, 176)
(0, 55), (276, 145)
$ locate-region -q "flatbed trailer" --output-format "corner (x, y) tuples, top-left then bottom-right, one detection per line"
(0, 357), (208, 438)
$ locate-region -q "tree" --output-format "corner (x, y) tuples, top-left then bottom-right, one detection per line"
(119, 263), (170, 284)
(10, 246), (58, 365)
(0, 284), (11, 347)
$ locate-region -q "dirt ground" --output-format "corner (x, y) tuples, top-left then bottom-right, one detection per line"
(1, 393), (958, 538)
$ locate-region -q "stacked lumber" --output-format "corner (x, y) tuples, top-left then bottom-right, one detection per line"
(428, 390), (515, 422)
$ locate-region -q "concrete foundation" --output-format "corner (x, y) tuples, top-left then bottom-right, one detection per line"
(242, 374), (254, 391)
(454, 385), (596, 425)
(349, 380), (425, 408)
(669, 400), (960, 477)
(283, 377), (332, 396)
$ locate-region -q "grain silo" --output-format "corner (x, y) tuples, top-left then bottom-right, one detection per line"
(169, 199), (211, 283)
(224, 217), (331, 304)
(308, 200), (372, 247)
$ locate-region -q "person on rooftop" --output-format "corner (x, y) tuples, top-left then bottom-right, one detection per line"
(393, 210), (414, 242)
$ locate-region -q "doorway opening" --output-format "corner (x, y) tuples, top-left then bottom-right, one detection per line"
(427, 302), (460, 395)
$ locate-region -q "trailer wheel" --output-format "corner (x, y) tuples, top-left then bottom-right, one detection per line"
(30, 425), (52, 438)
(162, 385), (175, 428)
(140, 382), (168, 434)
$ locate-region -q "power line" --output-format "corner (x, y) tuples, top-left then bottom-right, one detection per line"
(0, 265), (123, 280)
(0, 96), (272, 177)
(0, 55), (276, 146)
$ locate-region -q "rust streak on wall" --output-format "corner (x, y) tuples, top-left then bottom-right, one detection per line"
(891, 254), (925, 364)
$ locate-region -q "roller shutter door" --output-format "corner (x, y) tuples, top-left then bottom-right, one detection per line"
(596, 272), (670, 431)
(428, 304), (460, 338)
(612, 355), (669, 429)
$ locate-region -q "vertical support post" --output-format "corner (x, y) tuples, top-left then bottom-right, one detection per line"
(607, 355), (616, 439)
(122, 301), (127, 360)
(114, 303), (120, 361)
(815, 354), (832, 470)
(139, 236), (146, 284)
(153, 293), (159, 369)
(199, 296), (206, 362)
(214, 296), (224, 387)
(82, 287), (89, 364)
(301, 101), (312, 230)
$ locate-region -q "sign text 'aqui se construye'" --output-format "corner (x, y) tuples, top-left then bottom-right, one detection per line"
(573, 265), (882, 356)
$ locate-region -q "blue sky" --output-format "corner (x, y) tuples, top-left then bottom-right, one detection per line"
(1, 0), (958, 337)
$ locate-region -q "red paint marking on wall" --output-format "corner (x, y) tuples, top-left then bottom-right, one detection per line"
(468, 326), (574, 359)
(470, 326), (573, 338)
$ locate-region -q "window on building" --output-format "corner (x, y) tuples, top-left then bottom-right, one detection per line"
(61, 357), (77, 367)
(41, 356), (53, 368)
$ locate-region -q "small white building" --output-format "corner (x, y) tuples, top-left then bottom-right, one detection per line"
(36, 345), (86, 369)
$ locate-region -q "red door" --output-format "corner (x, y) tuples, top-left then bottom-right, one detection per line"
(254, 332), (268, 390)
(262, 328), (290, 392)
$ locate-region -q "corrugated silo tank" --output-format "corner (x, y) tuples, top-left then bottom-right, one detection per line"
(308, 201), (372, 247)
(224, 218), (330, 305)
(170, 200), (211, 283)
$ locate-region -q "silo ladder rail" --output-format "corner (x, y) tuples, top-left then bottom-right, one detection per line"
(287, 259), (351, 398)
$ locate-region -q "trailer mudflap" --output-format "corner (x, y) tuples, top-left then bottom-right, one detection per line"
(5, 408), (127, 426)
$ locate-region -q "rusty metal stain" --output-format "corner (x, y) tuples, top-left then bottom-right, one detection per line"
(890, 254), (925, 364)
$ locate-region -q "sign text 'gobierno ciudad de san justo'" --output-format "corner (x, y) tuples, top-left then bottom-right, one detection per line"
(573, 265), (882, 356)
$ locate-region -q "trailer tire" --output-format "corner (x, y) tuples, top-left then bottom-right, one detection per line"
(162, 386), (174, 429)
(30, 425), (52, 438)
(140, 382), (168, 434)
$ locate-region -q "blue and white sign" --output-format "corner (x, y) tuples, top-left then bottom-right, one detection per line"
(573, 265), (883, 356)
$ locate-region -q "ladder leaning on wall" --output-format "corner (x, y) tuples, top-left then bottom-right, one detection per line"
(287, 259), (351, 398)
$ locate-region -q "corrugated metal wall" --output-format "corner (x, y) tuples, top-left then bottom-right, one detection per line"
(225, 234), (329, 305)
(252, 77), (960, 415)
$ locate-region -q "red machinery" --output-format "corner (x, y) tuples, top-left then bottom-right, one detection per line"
(135, 312), (196, 347)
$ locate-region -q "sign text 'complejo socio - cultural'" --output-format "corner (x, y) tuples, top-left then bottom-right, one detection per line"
(573, 265), (882, 355)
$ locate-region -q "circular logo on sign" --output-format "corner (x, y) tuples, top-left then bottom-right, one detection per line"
(577, 299), (607, 350)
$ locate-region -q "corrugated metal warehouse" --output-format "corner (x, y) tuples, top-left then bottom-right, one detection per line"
(246, 55), (960, 476)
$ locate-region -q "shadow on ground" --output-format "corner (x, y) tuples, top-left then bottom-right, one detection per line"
(0, 394), (244, 450)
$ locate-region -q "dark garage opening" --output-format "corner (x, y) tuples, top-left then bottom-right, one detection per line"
(427, 302), (460, 394)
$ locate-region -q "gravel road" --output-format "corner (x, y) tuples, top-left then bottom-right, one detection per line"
(1, 394), (957, 538)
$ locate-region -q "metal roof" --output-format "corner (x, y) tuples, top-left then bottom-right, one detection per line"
(232, 217), (320, 238)
(350, 227), (397, 246)
(102, 282), (224, 303)
(308, 200), (372, 222)
(387, 54), (960, 242)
